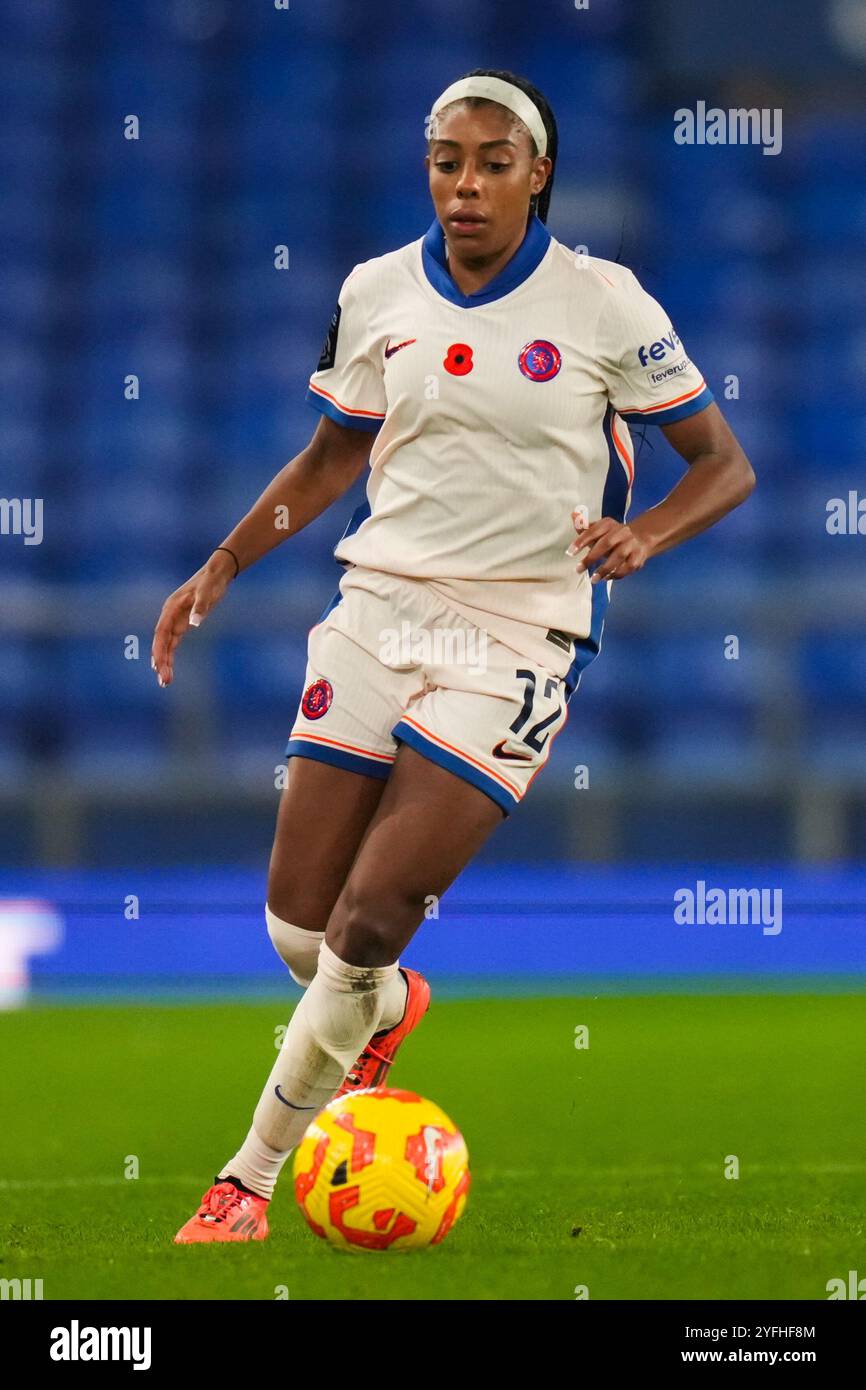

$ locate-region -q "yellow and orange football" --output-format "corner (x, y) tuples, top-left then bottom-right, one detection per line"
(293, 1087), (470, 1252)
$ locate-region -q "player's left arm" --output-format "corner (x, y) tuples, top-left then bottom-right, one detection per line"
(572, 402), (756, 585)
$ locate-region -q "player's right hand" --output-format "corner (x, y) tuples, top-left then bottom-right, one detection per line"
(151, 551), (236, 687)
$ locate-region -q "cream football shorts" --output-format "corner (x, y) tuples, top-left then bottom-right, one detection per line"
(285, 567), (571, 814)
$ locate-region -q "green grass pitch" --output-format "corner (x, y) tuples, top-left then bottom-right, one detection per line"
(2, 992), (863, 1300)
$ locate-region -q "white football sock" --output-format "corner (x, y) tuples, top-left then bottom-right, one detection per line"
(218, 1124), (291, 1201)
(378, 969), (408, 1032)
(264, 904), (408, 1029)
(218, 940), (402, 1199)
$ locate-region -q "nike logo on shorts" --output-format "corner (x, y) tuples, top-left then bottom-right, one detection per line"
(491, 740), (534, 763)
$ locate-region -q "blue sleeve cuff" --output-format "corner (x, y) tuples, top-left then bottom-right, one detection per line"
(619, 385), (715, 427)
(306, 386), (384, 432)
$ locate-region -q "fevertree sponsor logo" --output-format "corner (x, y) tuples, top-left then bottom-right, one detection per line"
(645, 358), (692, 387)
(637, 328), (682, 367)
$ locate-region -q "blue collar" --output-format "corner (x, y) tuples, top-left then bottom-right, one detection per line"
(421, 213), (551, 308)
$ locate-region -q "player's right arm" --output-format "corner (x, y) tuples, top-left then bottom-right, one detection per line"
(151, 414), (372, 687)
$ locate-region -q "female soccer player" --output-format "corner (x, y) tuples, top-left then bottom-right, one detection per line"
(153, 69), (755, 1242)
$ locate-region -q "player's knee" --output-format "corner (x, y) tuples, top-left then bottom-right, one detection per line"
(265, 904), (324, 986)
(267, 861), (334, 936)
(326, 890), (411, 967)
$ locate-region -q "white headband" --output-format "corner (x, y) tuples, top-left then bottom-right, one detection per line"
(428, 75), (547, 158)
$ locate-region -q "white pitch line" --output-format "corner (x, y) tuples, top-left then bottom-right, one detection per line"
(481, 1162), (866, 1179)
(0, 1175), (203, 1191)
(2, 1162), (865, 1191)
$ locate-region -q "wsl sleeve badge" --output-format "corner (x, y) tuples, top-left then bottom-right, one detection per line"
(518, 338), (562, 381)
(301, 678), (334, 720)
(317, 303), (341, 371)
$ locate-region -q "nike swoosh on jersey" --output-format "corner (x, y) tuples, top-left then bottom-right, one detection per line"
(384, 337), (417, 358)
(491, 741), (535, 763)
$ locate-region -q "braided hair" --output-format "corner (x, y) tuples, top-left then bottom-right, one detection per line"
(435, 68), (559, 225)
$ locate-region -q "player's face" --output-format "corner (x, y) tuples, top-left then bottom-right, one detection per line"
(425, 103), (549, 252)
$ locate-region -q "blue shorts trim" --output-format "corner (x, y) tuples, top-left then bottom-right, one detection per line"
(392, 719), (516, 816)
(285, 737), (393, 780)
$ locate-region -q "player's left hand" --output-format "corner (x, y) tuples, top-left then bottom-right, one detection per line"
(566, 514), (656, 584)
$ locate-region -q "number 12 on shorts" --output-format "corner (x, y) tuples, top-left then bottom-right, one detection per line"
(509, 669), (563, 752)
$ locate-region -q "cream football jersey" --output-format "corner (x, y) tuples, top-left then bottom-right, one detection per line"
(306, 214), (713, 692)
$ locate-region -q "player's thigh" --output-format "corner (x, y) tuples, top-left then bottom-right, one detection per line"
(325, 744), (505, 965)
(324, 643), (568, 964)
(269, 580), (417, 930)
(267, 755), (387, 930)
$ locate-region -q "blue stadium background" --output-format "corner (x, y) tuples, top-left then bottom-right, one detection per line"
(1, 0), (864, 992)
